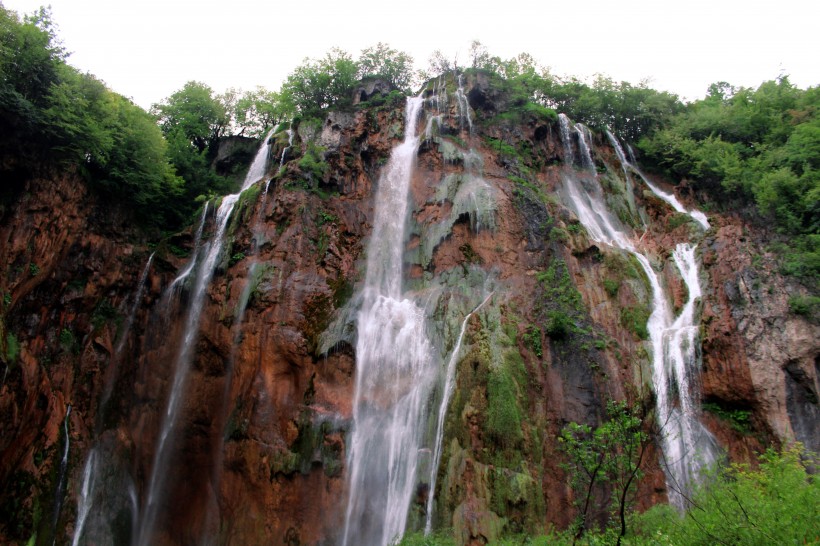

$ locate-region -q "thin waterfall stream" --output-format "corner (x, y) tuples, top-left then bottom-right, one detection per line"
(557, 114), (719, 506)
(136, 131), (273, 545)
(424, 292), (494, 533)
(71, 251), (154, 546)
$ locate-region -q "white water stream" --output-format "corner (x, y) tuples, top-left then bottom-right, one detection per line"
(136, 131), (272, 545)
(558, 114), (719, 507)
(50, 405), (71, 545)
(342, 96), (430, 546)
(606, 130), (709, 230)
(424, 292), (493, 533)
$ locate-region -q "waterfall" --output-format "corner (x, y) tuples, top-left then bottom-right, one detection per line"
(71, 446), (95, 546)
(168, 204), (209, 294)
(341, 96), (432, 546)
(558, 116), (719, 507)
(50, 405), (71, 545)
(70, 251), (154, 546)
(99, 252), (155, 409)
(280, 128), (294, 167)
(136, 131), (272, 545)
(606, 130), (709, 230)
(424, 292), (493, 533)
(455, 74), (473, 133)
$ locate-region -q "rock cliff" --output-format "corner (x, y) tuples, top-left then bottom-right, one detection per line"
(0, 73), (816, 545)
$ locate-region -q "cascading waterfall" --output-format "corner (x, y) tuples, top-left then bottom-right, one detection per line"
(50, 405), (71, 545)
(557, 114), (719, 507)
(168, 204), (209, 294)
(71, 447), (96, 546)
(424, 292), (493, 534)
(136, 131), (272, 545)
(455, 74), (473, 133)
(341, 96), (433, 546)
(606, 130), (709, 230)
(71, 252), (154, 546)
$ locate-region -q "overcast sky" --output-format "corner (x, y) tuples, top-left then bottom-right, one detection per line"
(4, 0), (818, 110)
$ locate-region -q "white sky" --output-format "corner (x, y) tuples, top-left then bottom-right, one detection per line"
(4, 0), (818, 110)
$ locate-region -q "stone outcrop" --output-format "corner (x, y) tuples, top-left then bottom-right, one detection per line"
(0, 73), (816, 545)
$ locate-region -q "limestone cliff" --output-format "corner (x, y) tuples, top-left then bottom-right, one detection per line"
(0, 73), (816, 546)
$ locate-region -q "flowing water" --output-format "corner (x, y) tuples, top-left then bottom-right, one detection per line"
(49, 405), (71, 545)
(606, 130), (709, 230)
(341, 96), (433, 546)
(424, 292), (494, 533)
(71, 446), (96, 546)
(136, 132), (272, 545)
(71, 252), (155, 546)
(558, 114), (719, 506)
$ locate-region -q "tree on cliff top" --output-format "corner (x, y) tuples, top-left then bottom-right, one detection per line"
(358, 42), (414, 92)
(151, 81), (230, 153)
(281, 48), (358, 117)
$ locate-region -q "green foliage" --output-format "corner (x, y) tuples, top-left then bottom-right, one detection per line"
(59, 327), (76, 352)
(229, 252), (245, 266)
(28, 262), (39, 276)
(522, 325), (543, 357)
(603, 278), (620, 297)
(486, 364), (524, 448)
(702, 402), (752, 434)
(4, 332), (20, 363)
(545, 310), (573, 340)
(788, 294), (820, 318)
(316, 210), (338, 226)
(484, 136), (518, 158)
(281, 48), (358, 117)
(298, 143), (329, 182)
(635, 445), (819, 546)
(534, 260), (589, 342)
(559, 400), (648, 542)
(152, 80), (229, 152)
(396, 530), (457, 546)
(0, 5), (65, 154)
(639, 78), (820, 280)
(358, 42), (414, 91)
(620, 306), (650, 340)
(536, 261), (584, 312)
(0, 5), (187, 228)
(232, 86), (288, 137)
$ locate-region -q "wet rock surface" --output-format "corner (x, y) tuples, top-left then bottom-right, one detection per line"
(0, 75), (816, 545)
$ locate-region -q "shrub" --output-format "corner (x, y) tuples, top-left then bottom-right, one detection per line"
(636, 445), (819, 546)
(788, 294), (819, 318)
(486, 365), (524, 448)
(523, 325), (543, 357)
(603, 279), (619, 297)
(545, 310), (573, 340)
(620, 306), (649, 340)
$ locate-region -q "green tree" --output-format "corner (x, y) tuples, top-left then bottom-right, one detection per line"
(358, 42), (414, 91)
(281, 48), (358, 117)
(151, 80), (229, 152)
(559, 400), (649, 545)
(233, 86), (288, 137)
(0, 5), (65, 155)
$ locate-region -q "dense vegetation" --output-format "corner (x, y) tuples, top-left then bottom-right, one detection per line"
(398, 444), (818, 545)
(638, 79), (820, 280)
(0, 6), (184, 225)
(4, 4), (816, 275)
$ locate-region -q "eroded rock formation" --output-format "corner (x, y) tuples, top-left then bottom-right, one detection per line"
(0, 73), (816, 545)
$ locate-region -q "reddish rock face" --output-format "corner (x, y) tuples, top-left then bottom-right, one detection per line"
(0, 76), (816, 546)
